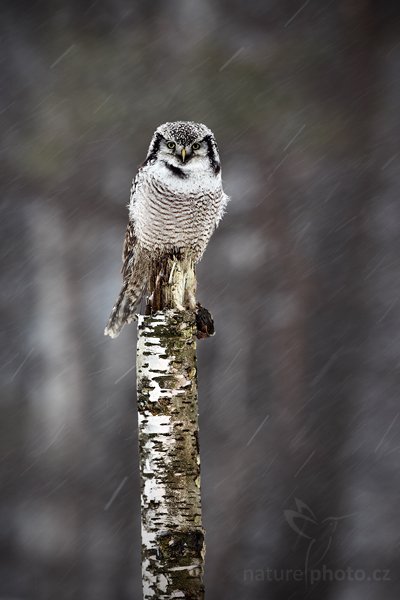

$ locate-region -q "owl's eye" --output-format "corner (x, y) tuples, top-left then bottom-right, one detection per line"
(192, 143), (200, 150)
(167, 141), (176, 150)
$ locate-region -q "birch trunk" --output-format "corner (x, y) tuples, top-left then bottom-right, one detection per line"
(137, 255), (205, 599)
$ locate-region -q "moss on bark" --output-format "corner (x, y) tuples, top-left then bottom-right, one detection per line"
(137, 303), (204, 598)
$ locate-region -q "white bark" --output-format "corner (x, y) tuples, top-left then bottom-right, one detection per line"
(137, 309), (204, 599)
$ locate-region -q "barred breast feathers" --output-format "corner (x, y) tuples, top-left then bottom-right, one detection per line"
(130, 170), (227, 258)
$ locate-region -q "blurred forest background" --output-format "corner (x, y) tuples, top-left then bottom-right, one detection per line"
(1, 1), (400, 599)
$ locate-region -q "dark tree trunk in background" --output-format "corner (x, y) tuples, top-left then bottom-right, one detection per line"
(269, 3), (378, 599)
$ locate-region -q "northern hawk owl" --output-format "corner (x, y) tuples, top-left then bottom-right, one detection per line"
(105, 121), (229, 338)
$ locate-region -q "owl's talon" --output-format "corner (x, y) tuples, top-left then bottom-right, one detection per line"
(195, 304), (215, 340)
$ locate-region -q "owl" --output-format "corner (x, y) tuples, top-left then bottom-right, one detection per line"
(104, 121), (229, 338)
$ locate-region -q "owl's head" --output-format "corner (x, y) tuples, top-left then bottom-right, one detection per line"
(145, 121), (221, 174)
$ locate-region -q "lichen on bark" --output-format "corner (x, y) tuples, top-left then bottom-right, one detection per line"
(137, 263), (205, 599)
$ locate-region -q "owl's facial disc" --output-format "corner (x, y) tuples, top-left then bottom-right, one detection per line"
(175, 139), (208, 164)
(159, 137), (208, 165)
(145, 123), (220, 174)
(145, 121), (220, 172)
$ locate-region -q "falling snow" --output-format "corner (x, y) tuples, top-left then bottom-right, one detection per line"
(2, 2), (400, 600)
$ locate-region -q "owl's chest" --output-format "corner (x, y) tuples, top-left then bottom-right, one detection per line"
(131, 170), (219, 249)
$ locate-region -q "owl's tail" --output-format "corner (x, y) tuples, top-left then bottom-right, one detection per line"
(104, 263), (149, 339)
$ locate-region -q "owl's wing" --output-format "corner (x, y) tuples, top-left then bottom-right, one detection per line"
(120, 168), (143, 278)
(104, 174), (144, 338)
(105, 170), (153, 338)
(119, 216), (150, 328)
(122, 219), (136, 278)
(104, 221), (136, 338)
(122, 168), (143, 277)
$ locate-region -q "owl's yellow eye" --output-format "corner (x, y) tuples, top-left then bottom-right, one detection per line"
(192, 143), (200, 150)
(167, 141), (176, 150)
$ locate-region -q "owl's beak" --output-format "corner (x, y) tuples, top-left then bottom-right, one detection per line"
(181, 148), (186, 162)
